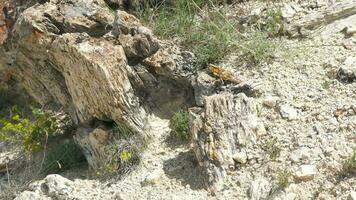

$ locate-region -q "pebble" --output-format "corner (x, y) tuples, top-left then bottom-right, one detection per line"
(295, 165), (317, 181)
(280, 104), (298, 120)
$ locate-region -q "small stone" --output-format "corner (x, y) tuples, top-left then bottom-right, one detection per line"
(338, 57), (356, 83)
(280, 104), (298, 120)
(345, 26), (356, 35)
(233, 151), (248, 164)
(295, 165), (317, 181)
(249, 177), (272, 200)
(348, 191), (356, 200)
(142, 170), (162, 186)
(263, 96), (279, 108)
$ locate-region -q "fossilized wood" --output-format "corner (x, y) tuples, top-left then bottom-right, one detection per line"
(286, 1), (356, 37)
(190, 92), (265, 193)
(0, 0), (196, 169)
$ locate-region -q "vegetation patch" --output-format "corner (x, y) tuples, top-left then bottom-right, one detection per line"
(139, 0), (280, 67)
(0, 106), (59, 153)
(276, 169), (291, 188)
(265, 137), (281, 161)
(342, 149), (356, 175)
(170, 111), (190, 140)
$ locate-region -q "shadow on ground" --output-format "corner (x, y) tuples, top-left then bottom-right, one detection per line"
(163, 150), (206, 190)
(163, 131), (190, 150)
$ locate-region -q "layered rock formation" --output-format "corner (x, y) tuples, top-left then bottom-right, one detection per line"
(190, 92), (265, 193)
(0, 0), (195, 169)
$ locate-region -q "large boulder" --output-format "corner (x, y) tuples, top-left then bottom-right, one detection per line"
(0, 0), (195, 169)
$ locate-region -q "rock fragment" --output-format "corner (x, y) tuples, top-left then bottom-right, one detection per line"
(263, 96), (280, 108)
(295, 165), (317, 181)
(338, 57), (356, 83)
(279, 104), (298, 120)
(249, 177), (272, 200)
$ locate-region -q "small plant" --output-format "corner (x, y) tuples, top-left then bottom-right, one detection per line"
(0, 106), (59, 153)
(265, 137), (281, 160)
(120, 149), (132, 162)
(322, 81), (331, 90)
(170, 111), (190, 140)
(260, 9), (284, 36)
(277, 169), (291, 188)
(342, 149), (356, 175)
(42, 139), (87, 174)
(113, 122), (135, 139)
(241, 30), (278, 64)
(139, 0), (280, 67)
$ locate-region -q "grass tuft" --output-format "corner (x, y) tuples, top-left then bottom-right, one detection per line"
(276, 169), (291, 188)
(170, 111), (190, 140)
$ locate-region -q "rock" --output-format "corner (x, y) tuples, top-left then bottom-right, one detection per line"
(232, 150), (248, 164)
(0, 0), (197, 170)
(41, 175), (74, 199)
(285, 1), (356, 37)
(263, 96), (280, 108)
(74, 125), (113, 169)
(142, 170), (162, 186)
(190, 92), (265, 191)
(115, 10), (159, 59)
(192, 71), (218, 106)
(345, 25), (356, 35)
(279, 104), (298, 120)
(295, 165), (317, 181)
(338, 57), (356, 83)
(290, 147), (311, 163)
(348, 191), (356, 200)
(249, 177), (272, 200)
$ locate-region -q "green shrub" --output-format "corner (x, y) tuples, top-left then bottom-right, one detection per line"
(277, 169), (291, 188)
(264, 9), (284, 36)
(342, 149), (356, 175)
(170, 111), (190, 140)
(241, 30), (278, 64)
(0, 106), (59, 153)
(113, 122), (135, 139)
(42, 139), (87, 174)
(265, 137), (281, 161)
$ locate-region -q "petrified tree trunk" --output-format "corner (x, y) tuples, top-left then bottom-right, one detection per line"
(0, 0), (195, 169)
(190, 92), (266, 193)
(286, 1), (356, 37)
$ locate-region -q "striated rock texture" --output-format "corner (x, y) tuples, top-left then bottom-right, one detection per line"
(0, 0), (195, 169)
(189, 92), (265, 193)
(285, 1), (356, 37)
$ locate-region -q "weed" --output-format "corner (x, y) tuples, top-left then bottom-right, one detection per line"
(276, 169), (291, 188)
(342, 149), (356, 175)
(322, 81), (330, 90)
(241, 30), (278, 64)
(170, 111), (190, 140)
(264, 9), (284, 36)
(0, 106), (59, 153)
(139, 0), (279, 67)
(265, 137), (281, 160)
(113, 122), (135, 139)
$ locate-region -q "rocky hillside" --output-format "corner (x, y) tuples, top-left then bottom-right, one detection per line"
(0, 0), (355, 199)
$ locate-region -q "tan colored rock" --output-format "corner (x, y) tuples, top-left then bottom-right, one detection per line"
(0, 0), (196, 171)
(190, 92), (265, 191)
(74, 125), (113, 169)
(286, 1), (356, 37)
